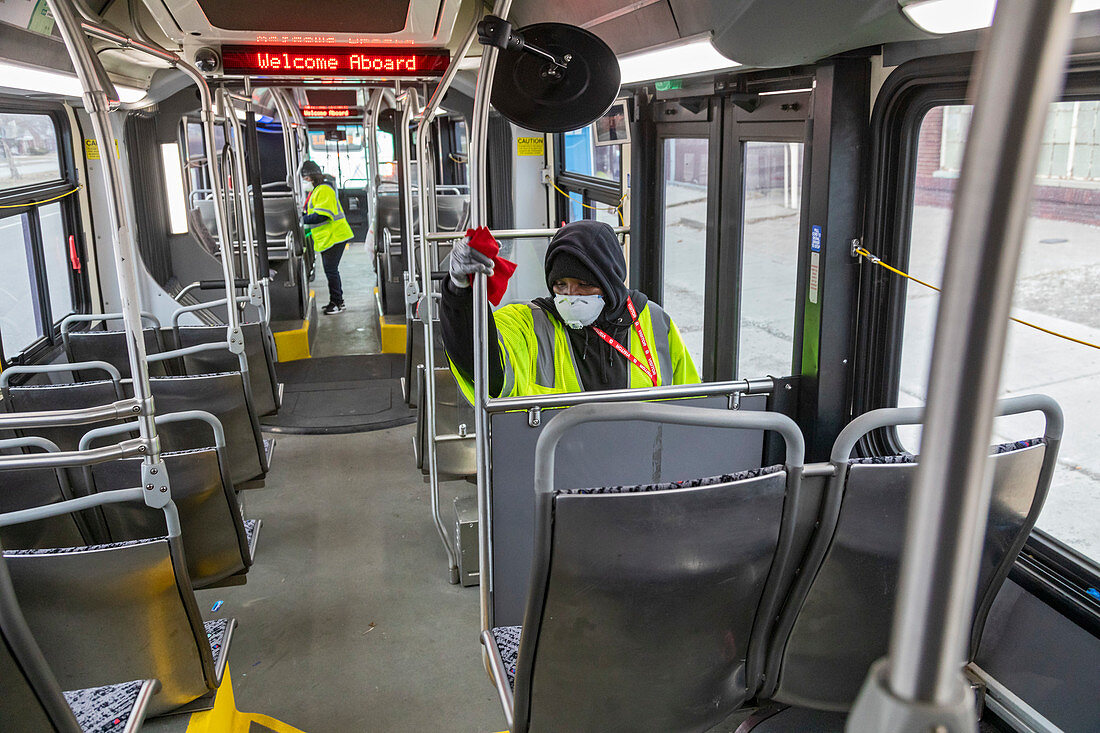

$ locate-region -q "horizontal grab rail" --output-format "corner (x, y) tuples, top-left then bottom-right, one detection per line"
(484, 377), (775, 414)
(424, 225), (630, 242)
(80, 410), (226, 451)
(0, 398), (141, 430)
(0, 437), (147, 471)
(0, 360), (122, 388)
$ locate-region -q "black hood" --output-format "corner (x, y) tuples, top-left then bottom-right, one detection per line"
(543, 221), (629, 316)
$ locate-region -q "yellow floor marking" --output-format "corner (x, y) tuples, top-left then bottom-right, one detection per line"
(185, 664), (308, 733)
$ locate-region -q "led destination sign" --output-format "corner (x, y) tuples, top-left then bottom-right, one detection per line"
(302, 106), (361, 119)
(221, 45), (449, 77)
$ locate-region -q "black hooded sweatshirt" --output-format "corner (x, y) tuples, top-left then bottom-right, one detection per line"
(441, 220), (648, 396)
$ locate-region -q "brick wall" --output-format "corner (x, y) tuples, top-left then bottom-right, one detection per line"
(913, 106), (1100, 225)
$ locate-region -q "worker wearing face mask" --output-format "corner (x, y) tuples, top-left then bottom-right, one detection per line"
(300, 160), (354, 315)
(441, 220), (699, 400)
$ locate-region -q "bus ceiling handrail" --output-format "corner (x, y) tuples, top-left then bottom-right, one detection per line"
(0, 398), (141, 430)
(484, 377), (776, 414)
(425, 225), (630, 242)
(0, 360), (122, 388)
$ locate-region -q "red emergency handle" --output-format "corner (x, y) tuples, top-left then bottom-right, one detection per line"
(68, 234), (82, 272)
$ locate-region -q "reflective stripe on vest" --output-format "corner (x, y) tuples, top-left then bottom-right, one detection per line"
(528, 304), (557, 388)
(645, 302), (674, 385)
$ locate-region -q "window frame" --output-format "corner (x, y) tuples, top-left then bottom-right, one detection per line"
(554, 120), (625, 225)
(0, 97), (88, 367)
(854, 53), (1100, 576)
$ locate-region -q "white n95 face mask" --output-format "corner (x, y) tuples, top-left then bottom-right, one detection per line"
(555, 294), (604, 329)
(303, 180), (315, 192)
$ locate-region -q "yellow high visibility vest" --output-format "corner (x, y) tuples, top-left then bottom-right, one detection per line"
(450, 300), (700, 403)
(305, 183), (354, 252)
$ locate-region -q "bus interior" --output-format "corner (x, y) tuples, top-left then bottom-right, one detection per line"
(0, 0), (1097, 731)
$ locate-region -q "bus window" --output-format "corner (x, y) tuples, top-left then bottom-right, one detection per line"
(737, 141), (803, 378)
(376, 126), (396, 183)
(309, 125), (367, 188)
(900, 102), (1100, 562)
(0, 211), (44, 354)
(0, 111), (62, 190)
(558, 123), (623, 224)
(660, 137), (708, 367)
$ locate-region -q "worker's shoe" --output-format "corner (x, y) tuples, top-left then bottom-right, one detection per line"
(322, 302), (346, 315)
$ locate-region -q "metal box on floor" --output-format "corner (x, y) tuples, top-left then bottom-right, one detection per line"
(453, 496), (479, 587)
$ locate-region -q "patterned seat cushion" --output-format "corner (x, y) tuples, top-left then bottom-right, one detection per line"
(849, 437), (1043, 465)
(3, 537), (164, 556)
(491, 625), (522, 690)
(243, 519), (258, 552)
(561, 465), (785, 495)
(64, 679), (148, 733)
(205, 617), (230, 661)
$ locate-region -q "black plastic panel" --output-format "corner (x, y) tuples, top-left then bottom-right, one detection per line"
(197, 0), (410, 33)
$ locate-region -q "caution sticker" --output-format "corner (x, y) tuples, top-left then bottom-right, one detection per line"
(517, 137), (545, 157)
(84, 139), (119, 160)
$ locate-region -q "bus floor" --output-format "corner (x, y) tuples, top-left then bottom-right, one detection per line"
(310, 240), (383, 358)
(143, 425), (502, 732)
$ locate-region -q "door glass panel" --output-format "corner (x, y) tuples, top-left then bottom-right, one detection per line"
(39, 202), (73, 321)
(738, 141), (803, 378)
(900, 102), (1100, 562)
(660, 137), (708, 367)
(0, 213), (44, 355)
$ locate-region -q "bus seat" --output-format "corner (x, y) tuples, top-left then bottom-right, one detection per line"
(485, 403), (807, 733)
(434, 191), (469, 232)
(0, 437), (97, 549)
(174, 323), (281, 417)
(262, 193), (298, 240)
(488, 393), (771, 628)
(3, 505), (233, 716)
(2, 378), (125, 453)
(65, 328), (175, 380)
(150, 374), (267, 487)
(86, 448), (257, 588)
(0, 551), (159, 733)
(763, 396), (1061, 712)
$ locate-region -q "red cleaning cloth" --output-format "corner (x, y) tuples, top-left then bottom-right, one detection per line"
(466, 226), (517, 306)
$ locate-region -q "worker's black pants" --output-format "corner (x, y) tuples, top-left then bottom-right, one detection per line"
(320, 243), (346, 304)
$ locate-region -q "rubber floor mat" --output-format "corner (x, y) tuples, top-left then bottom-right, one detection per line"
(261, 354), (415, 434)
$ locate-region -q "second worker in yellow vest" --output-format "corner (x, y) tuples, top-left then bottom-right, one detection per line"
(441, 220), (700, 401)
(300, 160), (355, 315)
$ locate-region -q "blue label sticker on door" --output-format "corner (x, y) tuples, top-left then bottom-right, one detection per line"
(811, 225), (822, 252)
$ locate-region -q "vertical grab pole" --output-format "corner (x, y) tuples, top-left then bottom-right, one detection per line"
(365, 88), (382, 254)
(398, 89), (420, 322)
(46, 0), (169, 495)
(222, 89), (265, 317)
(472, 0), (512, 657)
(419, 16), (480, 582)
(846, 2), (1074, 731)
(243, 93), (273, 325)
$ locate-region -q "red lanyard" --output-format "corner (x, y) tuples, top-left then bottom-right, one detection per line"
(591, 298), (658, 387)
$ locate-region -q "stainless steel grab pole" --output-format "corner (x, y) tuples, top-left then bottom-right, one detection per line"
(847, 1), (1074, 730)
(398, 89), (420, 322)
(221, 88), (266, 315)
(79, 20), (243, 353)
(472, 0), (513, 654)
(418, 15), (479, 583)
(485, 377), (774, 413)
(47, 0), (166, 490)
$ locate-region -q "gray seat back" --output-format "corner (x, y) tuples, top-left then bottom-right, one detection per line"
(151, 374), (266, 486)
(88, 448), (250, 587)
(0, 439), (89, 550)
(263, 193), (297, 239)
(5, 536), (217, 715)
(0, 551), (83, 732)
(766, 396), (1061, 711)
(65, 328), (171, 380)
(435, 192), (468, 231)
(3, 380), (124, 453)
(174, 323), (279, 416)
(511, 403), (806, 733)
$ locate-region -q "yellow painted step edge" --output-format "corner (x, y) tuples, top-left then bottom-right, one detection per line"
(273, 291), (314, 362)
(374, 287), (406, 355)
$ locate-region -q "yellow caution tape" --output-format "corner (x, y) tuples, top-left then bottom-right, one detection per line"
(855, 246), (1100, 351)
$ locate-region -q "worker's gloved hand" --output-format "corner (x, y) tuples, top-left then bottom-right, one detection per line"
(448, 235), (495, 289)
